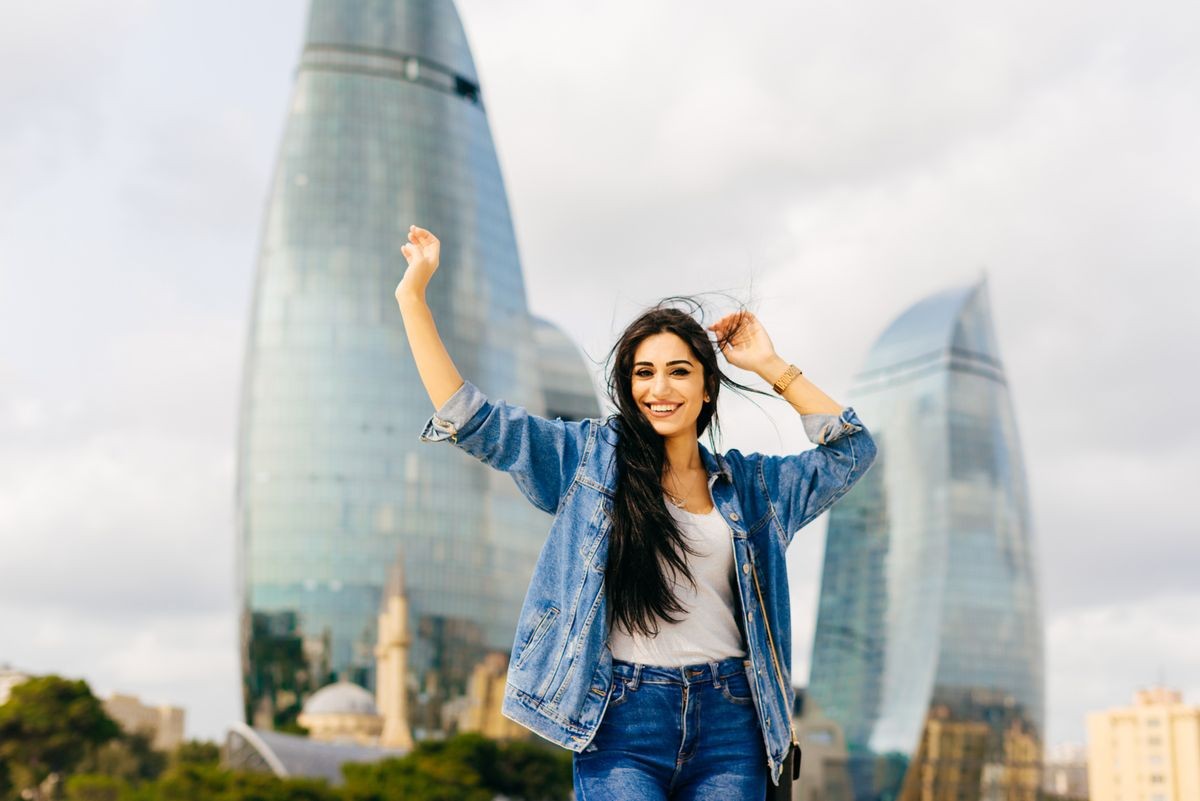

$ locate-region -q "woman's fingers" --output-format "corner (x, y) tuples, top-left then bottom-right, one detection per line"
(709, 311), (755, 342)
(409, 225), (437, 244)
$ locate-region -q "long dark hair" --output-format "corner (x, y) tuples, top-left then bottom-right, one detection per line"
(603, 297), (765, 637)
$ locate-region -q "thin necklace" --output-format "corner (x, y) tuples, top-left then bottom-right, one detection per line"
(663, 469), (688, 509)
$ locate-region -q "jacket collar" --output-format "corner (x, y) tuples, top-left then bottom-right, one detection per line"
(698, 442), (733, 484)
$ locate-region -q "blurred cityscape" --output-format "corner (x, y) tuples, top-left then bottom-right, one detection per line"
(2, 1), (1196, 800)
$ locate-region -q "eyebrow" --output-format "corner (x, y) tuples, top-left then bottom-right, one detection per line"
(633, 360), (694, 367)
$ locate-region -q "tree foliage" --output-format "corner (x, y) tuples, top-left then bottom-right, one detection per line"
(151, 763), (340, 801)
(169, 741), (220, 769)
(0, 677), (571, 801)
(341, 733), (571, 801)
(64, 774), (129, 801)
(77, 731), (167, 784)
(0, 676), (120, 798)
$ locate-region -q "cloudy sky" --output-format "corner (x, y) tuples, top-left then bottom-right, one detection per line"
(1, 1), (1197, 748)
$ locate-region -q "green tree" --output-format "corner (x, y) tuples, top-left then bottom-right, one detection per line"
(342, 737), (492, 801)
(150, 763), (338, 801)
(225, 771), (340, 801)
(169, 740), (220, 768)
(77, 730), (167, 784)
(0, 676), (120, 800)
(490, 739), (572, 801)
(341, 733), (571, 801)
(148, 763), (228, 801)
(64, 774), (129, 801)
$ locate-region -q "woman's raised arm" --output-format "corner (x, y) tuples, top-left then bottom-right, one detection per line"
(395, 225), (465, 409)
(708, 310), (876, 544)
(396, 225), (589, 515)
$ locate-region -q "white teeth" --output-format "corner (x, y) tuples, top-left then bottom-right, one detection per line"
(650, 404), (678, 412)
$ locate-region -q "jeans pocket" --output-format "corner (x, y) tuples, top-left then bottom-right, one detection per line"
(720, 672), (755, 705)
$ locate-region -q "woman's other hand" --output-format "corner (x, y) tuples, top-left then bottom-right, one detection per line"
(707, 311), (778, 374)
(397, 225), (441, 299)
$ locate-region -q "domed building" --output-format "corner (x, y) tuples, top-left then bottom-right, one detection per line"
(296, 681), (382, 745)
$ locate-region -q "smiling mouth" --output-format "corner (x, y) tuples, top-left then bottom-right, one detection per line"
(645, 403), (682, 418)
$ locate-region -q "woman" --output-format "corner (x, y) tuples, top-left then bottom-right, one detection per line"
(396, 225), (876, 800)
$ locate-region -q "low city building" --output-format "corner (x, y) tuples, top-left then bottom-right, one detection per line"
(225, 722), (402, 786)
(295, 682), (383, 745)
(792, 688), (854, 801)
(1043, 742), (1088, 800)
(102, 693), (186, 752)
(1087, 686), (1200, 801)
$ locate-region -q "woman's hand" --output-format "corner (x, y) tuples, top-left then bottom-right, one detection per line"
(707, 311), (779, 375)
(397, 225), (441, 299)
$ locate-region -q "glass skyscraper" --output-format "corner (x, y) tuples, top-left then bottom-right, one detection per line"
(808, 281), (1044, 801)
(235, 0), (600, 734)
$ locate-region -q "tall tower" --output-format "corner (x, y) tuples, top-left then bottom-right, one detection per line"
(236, 0), (600, 734)
(808, 280), (1044, 801)
(375, 551), (413, 750)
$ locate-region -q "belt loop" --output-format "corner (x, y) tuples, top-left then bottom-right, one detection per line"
(709, 660), (721, 688)
(630, 663), (642, 690)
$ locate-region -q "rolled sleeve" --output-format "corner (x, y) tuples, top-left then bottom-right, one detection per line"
(419, 380), (488, 443)
(801, 407), (866, 446)
(415, 379), (589, 515)
(755, 408), (877, 545)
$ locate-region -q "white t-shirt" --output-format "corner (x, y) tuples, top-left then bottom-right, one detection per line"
(608, 499), (747, 666)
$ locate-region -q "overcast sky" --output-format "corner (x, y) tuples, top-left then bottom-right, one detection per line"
(1, 1), (1197, 749)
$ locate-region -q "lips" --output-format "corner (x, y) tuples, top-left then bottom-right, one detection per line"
(645, 403), (681, 418)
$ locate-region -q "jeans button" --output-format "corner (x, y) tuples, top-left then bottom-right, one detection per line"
(730, 512), (739, 521)
(742, 564), (750, 574)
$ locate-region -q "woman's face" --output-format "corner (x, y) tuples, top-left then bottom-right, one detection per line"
(630, 332), (707, 439)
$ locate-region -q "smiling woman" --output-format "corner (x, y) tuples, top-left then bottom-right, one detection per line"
(396, 225), (877, 800)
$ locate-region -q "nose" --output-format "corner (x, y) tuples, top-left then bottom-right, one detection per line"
(651, 372), (671, 397)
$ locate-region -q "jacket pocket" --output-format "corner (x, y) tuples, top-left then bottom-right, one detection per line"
(514, 605), (559, 669)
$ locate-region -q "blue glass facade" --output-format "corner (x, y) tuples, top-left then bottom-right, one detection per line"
(236, 0), (599, 734)
(808, 281), (1044, 801)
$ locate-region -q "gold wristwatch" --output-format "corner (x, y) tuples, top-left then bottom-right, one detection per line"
(772, 364), (803, 394)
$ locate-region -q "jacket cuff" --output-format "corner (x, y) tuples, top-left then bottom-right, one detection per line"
(419, 380), (488, 443)
(801, 407), (865, 446)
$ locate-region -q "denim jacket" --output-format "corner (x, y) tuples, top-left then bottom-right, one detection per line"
(420, 380), (876, 784)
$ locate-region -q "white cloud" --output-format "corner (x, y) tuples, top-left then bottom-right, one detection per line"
(3, 602), (239, 741)
(1046, 595), (1200, 745)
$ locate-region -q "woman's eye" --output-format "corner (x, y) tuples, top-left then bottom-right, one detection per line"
(672, 369), (689, 376)
(634, 370), (653, 378)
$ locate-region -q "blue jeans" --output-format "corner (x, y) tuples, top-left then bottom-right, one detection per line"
(573, 657), (767, 800)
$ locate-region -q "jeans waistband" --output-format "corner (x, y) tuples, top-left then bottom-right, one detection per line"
(612, 656), (750, 687)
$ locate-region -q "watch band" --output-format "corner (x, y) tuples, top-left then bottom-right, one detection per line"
(772, 364), (803, 394)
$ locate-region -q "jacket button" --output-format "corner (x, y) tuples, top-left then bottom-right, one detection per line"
(730, 512), (739, 521)
(742, 564), (750, 574)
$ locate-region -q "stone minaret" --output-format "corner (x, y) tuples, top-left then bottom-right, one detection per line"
(375, 550), (414, 750)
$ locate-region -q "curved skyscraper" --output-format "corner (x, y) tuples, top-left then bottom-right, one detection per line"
(808, 281), (1044, 801)
(236, 0), (600, 734)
